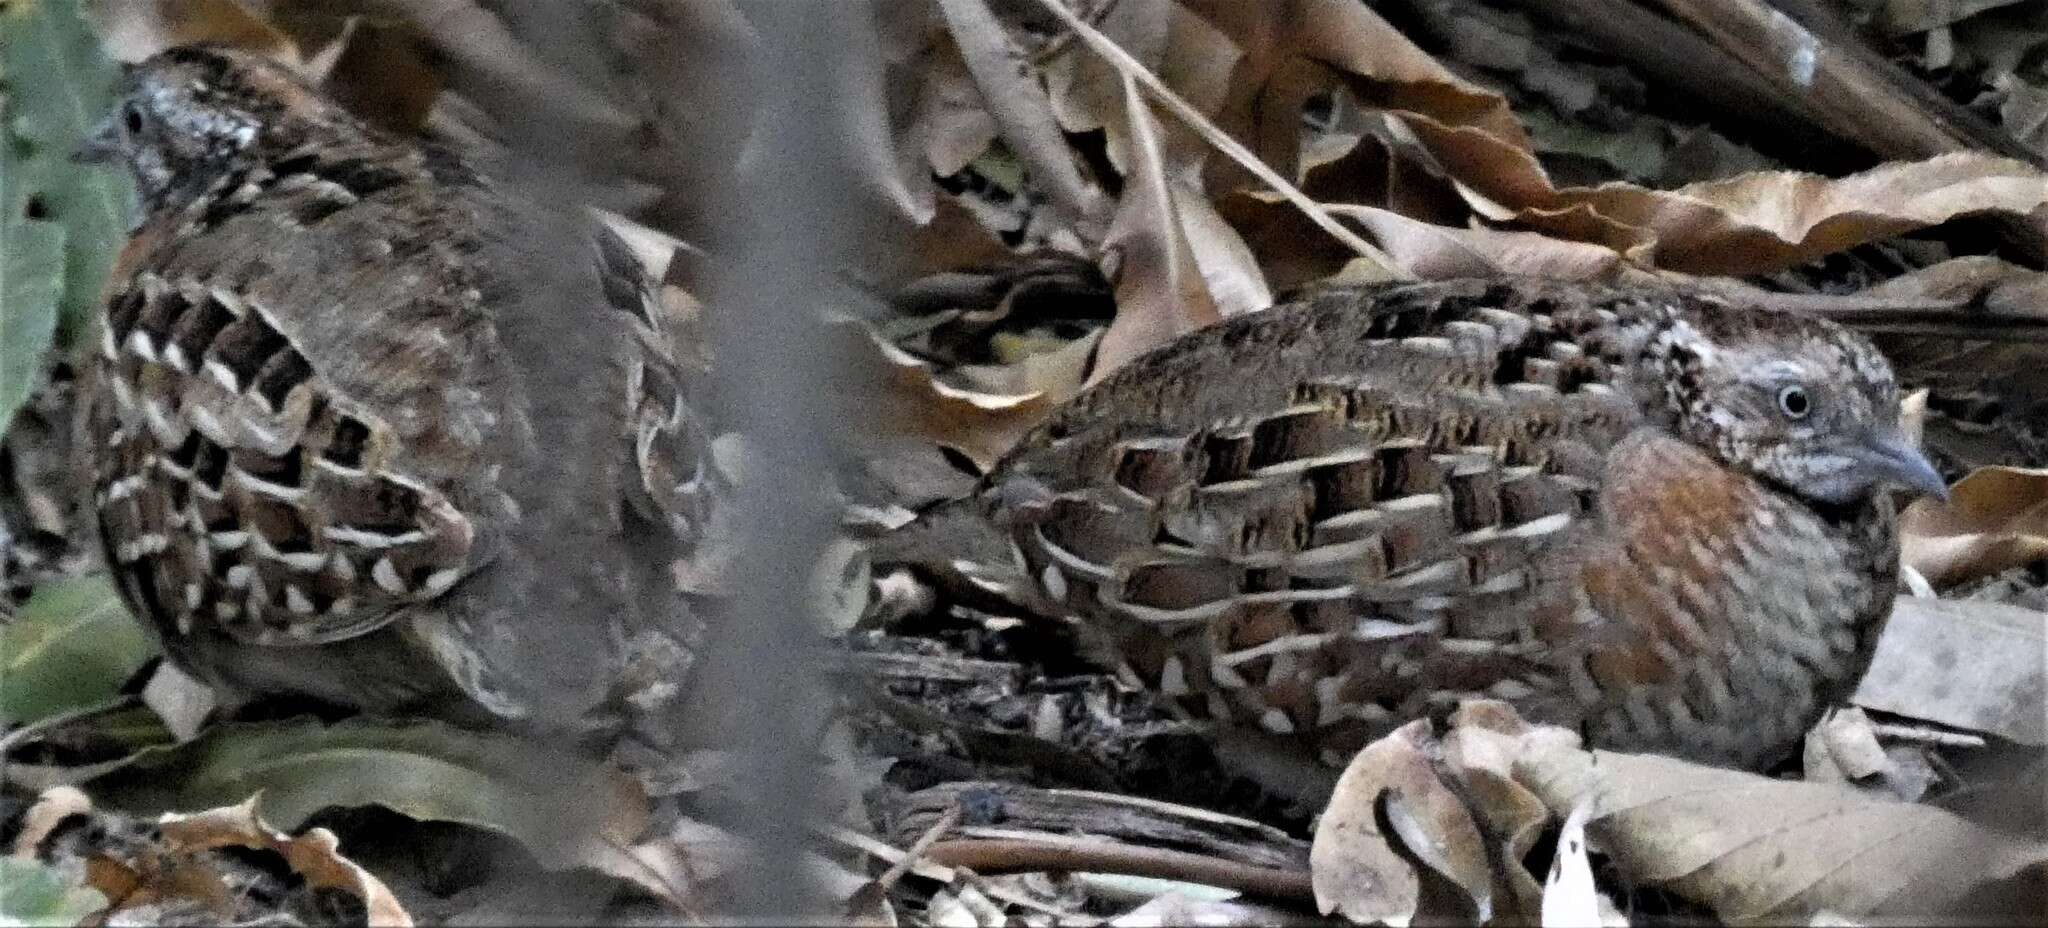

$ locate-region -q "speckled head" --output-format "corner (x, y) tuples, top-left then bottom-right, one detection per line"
(1642, 298), (1946, 508)
(74, 46), (339, 215)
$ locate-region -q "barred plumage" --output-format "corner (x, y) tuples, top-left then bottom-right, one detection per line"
(916, 279), (1937, 769)
(79, 46), (713, 735)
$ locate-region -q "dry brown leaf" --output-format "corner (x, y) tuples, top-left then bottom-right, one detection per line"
(1172, 0), (2048, 275)
(1321, 705), (2046, 924)
(11, 790), (410, 926)
(1853, 596), (2047, 747)
(909, 41), (1000, 179)
(1299, 123), (1470, 227)
(937, 0), (1109, 233)
(155, 797), (412, 926)
(1180, 0), (1530, 193)
(1029, 0), (1393, 270)
(1862, 254), (2048, 310)
(1042, 0), (1239, 178)
(82, 0), (299, 62)
(1512, 732), (2045, 924)
(1310, 719), (1492, 925)
(893, 195), (1022, 284)
(1558, 154), (2048, 275)
(1540, 802), (1616, 928)
(1326, 203), (1632, 281)
(831, 318), (1053, 471)
(1219, 191), (1635, 287)
(1901, 465), (2048, 586)
(1089, 78), (1224, 382)
(1042, 0), (1171, 169)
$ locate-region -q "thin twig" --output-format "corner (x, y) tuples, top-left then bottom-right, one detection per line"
(923, 836), (1316, 902)
(1021, 0), (1403, 276)
(875, 802), (964, 894)
(1869, 721), (1988, 749)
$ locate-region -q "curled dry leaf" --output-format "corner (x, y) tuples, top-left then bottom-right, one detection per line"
(1321, 703), (2046, 924)
(1037, 0), (1244, 206)
(1548, 154), (2048, 275)
(81, 0), (298, 63)
(1219, 191), (1634, 288)
(1090, 78), (1225, 382)
(937, 0), (1109, 233)
(1498, 710), (2046, 924)
(1309, 719), (1493, 925)
(1176, 0), (2048, 275)
(1901, 465), (2048, 587)
(831, 318), (1054, 471)
(9, 788), (409, 926)
(155, 797), (411, 926)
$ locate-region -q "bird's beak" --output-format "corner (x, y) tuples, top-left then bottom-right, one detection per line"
(72, 114), (123, 165)
(1852, 428), (1949, 502)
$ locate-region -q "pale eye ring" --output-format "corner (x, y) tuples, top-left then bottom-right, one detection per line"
(1777, 384), (1811, 419)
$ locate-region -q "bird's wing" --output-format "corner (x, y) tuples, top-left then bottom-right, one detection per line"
(983, 280), (1652, 736)
(90, 147), (499, 647)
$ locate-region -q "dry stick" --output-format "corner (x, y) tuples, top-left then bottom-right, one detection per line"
(1642, 0), (2023, 162)
(874, 803), (965, 895)
(924, 836), (1316, 902)
(937, 0), (1110, 233)
(1498, 0), (1821, 143)
(1641, 0), (2048, 264)
(1019, 0), (1404, 277)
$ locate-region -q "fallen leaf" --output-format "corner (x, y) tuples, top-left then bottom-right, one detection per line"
(79, 0), (297, 62)
(1509, 713), (2046, 923)
(937, 0), (1109, 233)
(155, 797), (412, 926)
(0, 858), (107, 927)
(1854, 596), (2046, 747)
(1090, 77), (1224, 382)
(1901, 466), (2048, 586)
(0, 574), (156, 727)
(1311, 719), (1491, 925)
(1540, 802), (1612, 928)
(10, 787), (408, 926)
(87, 717), (649, 872)
(1552, 154), (2048, 275)
(831, 317), (1054, 471)
(1219, 190), (1635, 287)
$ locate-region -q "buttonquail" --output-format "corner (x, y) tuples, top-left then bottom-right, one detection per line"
(908, 279), (1945, 770)
(74, 46), (714, 734)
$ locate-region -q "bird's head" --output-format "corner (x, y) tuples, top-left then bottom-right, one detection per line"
(75, 46), (338, 215)
(1644, 303), (1946, 507)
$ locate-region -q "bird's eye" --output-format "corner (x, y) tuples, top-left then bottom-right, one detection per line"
(122, 102), (144, 135)
(1777, 385), (1811, 419)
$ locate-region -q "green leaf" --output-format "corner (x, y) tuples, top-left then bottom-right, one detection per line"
(0, 573), (156, 726)
(0, 221), (64, 433)
(0, 0), (133, 352)
(0, 857), (107, 926)
(89, 717), (650, 869)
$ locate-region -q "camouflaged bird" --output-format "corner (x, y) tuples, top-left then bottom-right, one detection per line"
(903, 279), (1946, 770)
(75, 46), (716, 735)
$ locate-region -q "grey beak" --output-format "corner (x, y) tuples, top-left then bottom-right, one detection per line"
(1855, 429), (1949, 502)
(72, 114), (123, 165)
